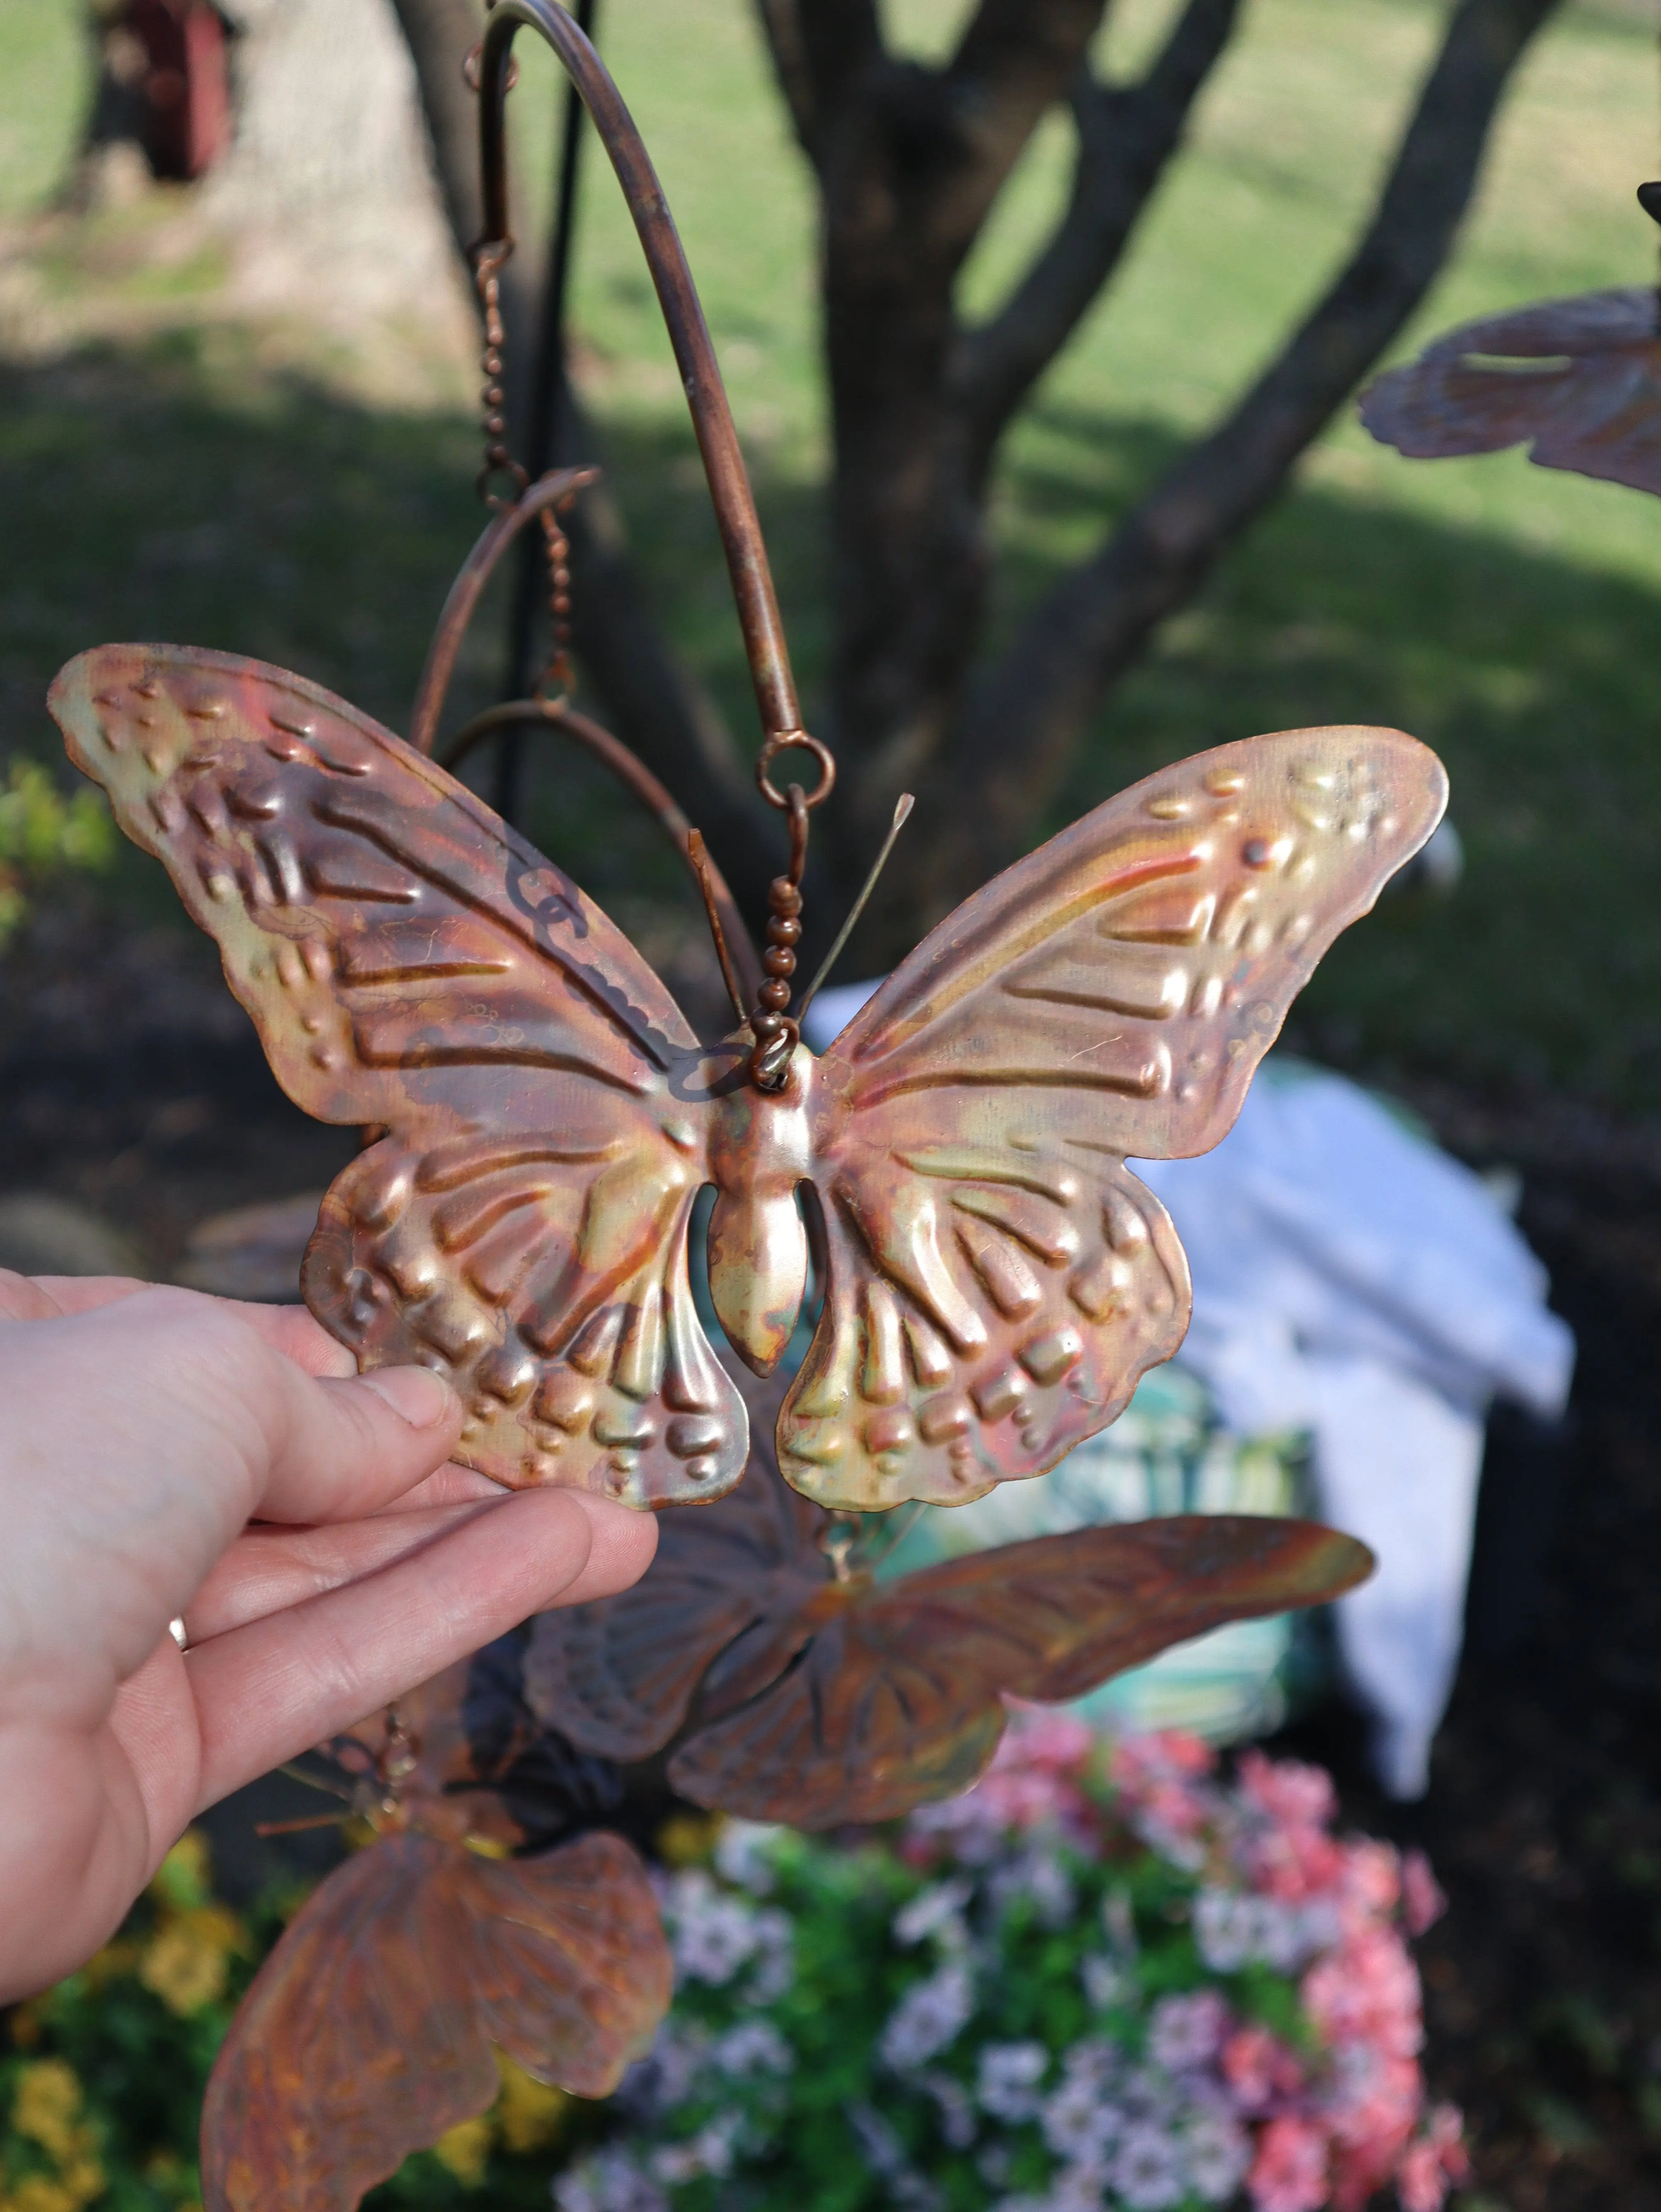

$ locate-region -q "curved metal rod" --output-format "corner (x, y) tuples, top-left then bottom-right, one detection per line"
(410, 465), (594, 756)
(477, 0), (805, 752)
(440, 696), (765, 1006)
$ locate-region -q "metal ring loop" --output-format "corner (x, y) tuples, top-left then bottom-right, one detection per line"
(756, 730), (836, 811)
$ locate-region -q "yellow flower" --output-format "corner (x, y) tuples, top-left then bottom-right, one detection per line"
(12, 2060), (83, 2159)
(495, 2055), (569, 2154)
(80, 1938), (139, 1994)
(5, 2177), (79, 2212)
(138, 1904), (243, 2016)
(432, 2116), (492, 2188)
(148, 1830), (213, 1912)
(656, 1813), (717, 1869)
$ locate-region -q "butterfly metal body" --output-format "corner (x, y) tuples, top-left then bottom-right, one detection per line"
(49, 644), (1445, 1512)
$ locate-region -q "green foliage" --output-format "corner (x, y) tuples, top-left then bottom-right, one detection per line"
(0, 760), (114, 947)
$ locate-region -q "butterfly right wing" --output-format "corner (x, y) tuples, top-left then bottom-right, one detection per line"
(201, 1830), (670, 2212)
(1359, 289), (1661, 497)
(668, 1516), (1372, 1827)
(788, 725), (1445, 1509)
(49, 644), (746, 1504)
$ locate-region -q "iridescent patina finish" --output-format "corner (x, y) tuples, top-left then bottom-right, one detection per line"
(200, 1664), (668, 2212)
(48, 3), (1446, 1513)
(1361, 184), (1661, 499)
(49, 650), (1444, 1509)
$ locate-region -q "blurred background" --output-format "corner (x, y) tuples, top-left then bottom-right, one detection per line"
(2, 1), (1661, 2206)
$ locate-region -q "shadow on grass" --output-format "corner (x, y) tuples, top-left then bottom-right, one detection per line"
(5, 332), (1661, 1104)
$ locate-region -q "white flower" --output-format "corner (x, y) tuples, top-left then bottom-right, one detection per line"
(713, 1819), (784, 1894)
(1101, 1886), (1138, 1958)
(1112, 2121), (1187, 2210)
(648, 2114), (740, 2185)
(1147, 1990), (1228, 2074)
(712, 2019), (793, 2078)
(894, 1877), (974, 1949)
(1040, 2075), (1121, 2163)
(616, 2022), (706, 2121)
(918, 2067), (977, 2148)
(844, 2100), (945, 2208)
(879, 1961), (975, 2070)
(1060, 2038), (1123, 2095)
(1047, 2163), (1114, 2212)
(1182, 2108), (1252, 2205)
(989, 1846), (1075, 1930)
(552, 2148), (667, 2212)
(1079, 1953), (1131, 2011)
(749, 1906), (796, 2000)
(662, 1872), (795, 1996)
(1192, 1886), (1330, 1974)
(976, 2039), (1049, 2123)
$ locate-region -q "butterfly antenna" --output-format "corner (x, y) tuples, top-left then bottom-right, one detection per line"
(688, 829), (751, 1030)
(254, 1812), (355, 1838)
(796, 793), (914, 1026)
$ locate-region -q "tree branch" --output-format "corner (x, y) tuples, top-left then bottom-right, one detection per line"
(927, 0), (1105, 264)
(752, 0), (829, 164)
(936, 0), (1563, 898)
(950, 0), (1244, 482)
(755, 0), (884, 169)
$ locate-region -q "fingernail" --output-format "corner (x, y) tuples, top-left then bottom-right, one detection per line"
(360, 1365), (458, 1429)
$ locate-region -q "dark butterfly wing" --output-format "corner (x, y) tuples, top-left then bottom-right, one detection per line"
(790, 727), (1445, 1508)
(459, 1830), (671, 2097)
(49, 644), (746, 1505)
(1359, 288), (1661, 496)
(667, 1515), (1372, 1827)
(201, 1830), (669, 2212)
(523, 1432), (827, 1759)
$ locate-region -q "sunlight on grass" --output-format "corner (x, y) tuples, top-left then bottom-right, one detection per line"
(1, 0), (1660, 1101)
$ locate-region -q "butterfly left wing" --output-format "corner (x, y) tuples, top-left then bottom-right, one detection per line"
(201, 1830), (669, 2212)
(522, 1432), (826, 1759)
(49, 644), (746, 1504)
(667, 1515), (1372, 1828)
(786, 725), (1446, 1508)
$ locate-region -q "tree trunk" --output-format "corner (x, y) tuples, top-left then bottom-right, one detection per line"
(760, 0), (1561, 958)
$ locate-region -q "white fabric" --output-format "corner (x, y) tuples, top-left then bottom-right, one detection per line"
(801, 986), (1576, 1799)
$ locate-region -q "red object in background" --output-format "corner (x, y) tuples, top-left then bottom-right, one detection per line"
(121, 0), (230, 181)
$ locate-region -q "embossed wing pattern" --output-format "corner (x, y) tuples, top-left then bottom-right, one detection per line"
(201, 1828), (668, 2212)
(48, 645), (746, 1503)
(782, 1141), (1187, 1507)
(786, 726), (1447, 1507)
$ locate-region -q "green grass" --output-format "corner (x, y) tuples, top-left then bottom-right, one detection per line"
(2, 0), (1661, 1101)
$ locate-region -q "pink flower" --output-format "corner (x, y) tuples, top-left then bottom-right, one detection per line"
(1401, 1851), (1447, 1937)
(1248, 2115), (1329, 2212)
(1237, 1751), (1337, 1831)
(1000, 1704), (1097, 1772)
(1222, 2026), (1305, 2113)
(1394, 2138), (1449, 2212)
(1340, 1840), (1401, 1920)
(1303, 1929), (1423, 2058)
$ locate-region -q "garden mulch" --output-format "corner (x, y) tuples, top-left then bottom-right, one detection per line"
(4, 913), (1661, 2210)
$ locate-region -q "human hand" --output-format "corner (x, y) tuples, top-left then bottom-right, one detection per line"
(0, 1272), (658, 2002)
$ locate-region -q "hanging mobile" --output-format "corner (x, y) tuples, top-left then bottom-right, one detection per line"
(47, 0), (1447, 1515)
